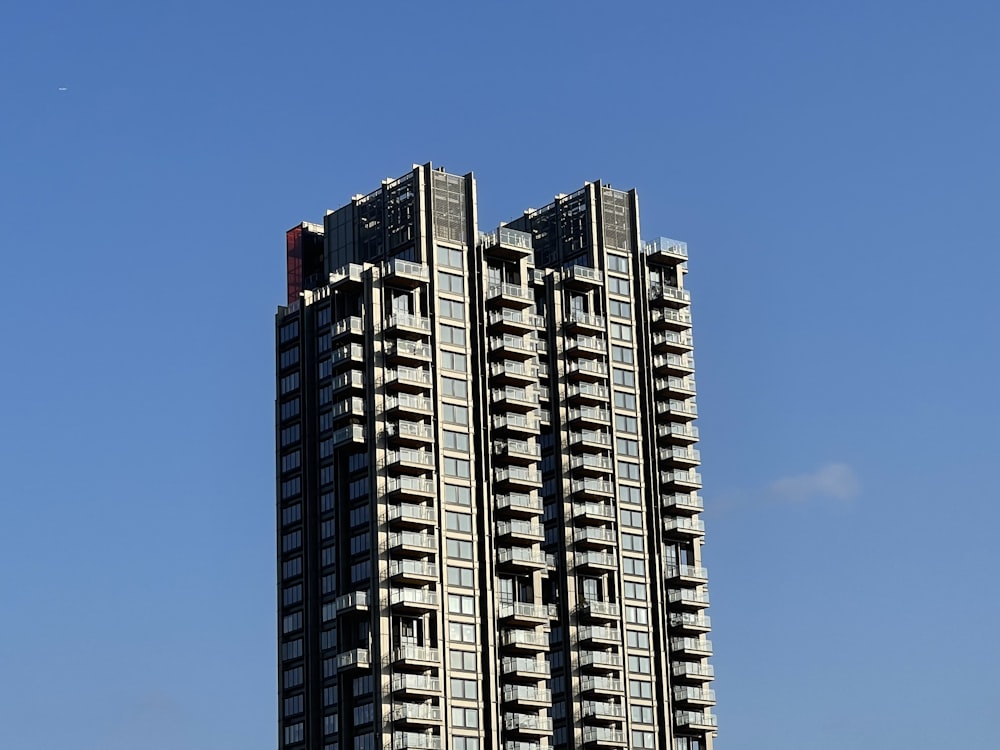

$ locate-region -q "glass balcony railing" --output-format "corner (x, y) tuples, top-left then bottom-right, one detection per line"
(499, 547), (548, 566)
(497, 520), (544, 538)
(392, 732), (441, 750)
(391, 588), (440, 608)
(580, 676), (623, 694)
(666, 564), (709, 580)
(386, 311), (431, 332)
(488, 283), (533, 301)
(670, 637), (713, 654)
(504, 714), (553, 732)
(582, 701), (625, 718)
(391, 704), (442, 722)
(391, 673), (440, 693)
(502, 685), (551, 703)
(664, 518), (706, 535)
(385, 258), (429, 280)
(386, 477), (435, 496)
(582, 727), (626, 744)
(578, 626), (621, 643)
(498, 601), (549, 620)
(675, 710), (718, 728)
(386, 393), (433, 412)
(387, 532), (438, 550)
(643, 237), (689, 259)
(496, 494), (543, 513)
(670, 613), (712, 630)
(388, 504), (437, 524)
(672, 662), (715, 679)
(388, 560), (438, 579)
(394, 645), (440, 663)
(567, 382), (610, 400)
(568, 310), (606, 328)
(501, 657), (549, 676)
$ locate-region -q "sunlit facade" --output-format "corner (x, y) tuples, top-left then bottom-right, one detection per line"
(275, 163), (715, 750)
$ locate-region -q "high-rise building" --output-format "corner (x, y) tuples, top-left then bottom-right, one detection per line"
(275, 163), (716, 750)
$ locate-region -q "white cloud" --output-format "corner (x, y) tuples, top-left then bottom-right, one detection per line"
(766, 462), (860, 504)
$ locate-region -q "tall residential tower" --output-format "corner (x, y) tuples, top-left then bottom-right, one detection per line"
(275, 164), (715, 750)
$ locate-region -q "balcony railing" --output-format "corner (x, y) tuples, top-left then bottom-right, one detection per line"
(394, 645), (440, 663)
(391, 704), (442, 722)
(578, 626), (621, 643)
(391, 673), (440, 693)
(487, 283), (533, 301)
(386, 476), (435, 496)
(502, 685), (552, 703)
(501, 657), (550, 676)
(386, 311), (432, 332)
(504, 714), (553, 732)
(568, 310), (606, 328)
(673, 686), (717, 704)
(582, 727), (626, 745)
(391, 587), (440, 608)
(389, 560), (438, 580)
(675, 711), (718, 729)
(580, 676), (624, 694)
(643, 236), (689, 260)
(392, 732), (441, 750)
(671, 662), (716, 680)
(495, 493), (543, 513)
(498, 601), (549, 621)
(386, 393), (433, 413)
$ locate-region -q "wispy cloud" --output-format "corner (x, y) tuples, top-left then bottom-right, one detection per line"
(766, 462), (860, 504)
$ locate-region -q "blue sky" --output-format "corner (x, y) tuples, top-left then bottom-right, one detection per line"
(1, 1), (998, 748)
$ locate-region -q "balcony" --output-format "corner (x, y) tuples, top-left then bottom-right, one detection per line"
(385, 392), (433, 417)
(566, 336), (608, 359)
(491, 386), (540, 413)
(566, 359), (609, 382)
(391, 587), (440, 613)
(331, 315), (364, 341)
(487, 282), (534, 309)
(673, 686), (716, 708)
(581, 700), (626, 724)
(501, 656), (549, 682)
(643, 237), (689, 265)
(330, 423), (366, 449)
(331, 396), (365, 424)
(573, 527), (617, 550)
(649, 282), (691, 308)
(571, 478), (614, 501)
(653, 353), (695, 377)
(386, 476), (435, 503)
(662, 469), (703, 491)
(578, 626), (621, 647)
(568, 406), (611, 428)
(659, 446), (701, 468)
(480, 226), (533, 259)
(383, 258), (430, 288)
(502, 685), (552, 708)
(500, 628), (550, 654)
(393, 645), (440, 671)
(669, 612), (712, 635)
(663, 493), (704, 516)
(653, 330), (694, 354)
(385, 448), (436, 475)
(671, 637), (714, 658)
(493, 438), (542, 465)
(335, 591), (369, 614)
(492, 413), (541, 437)
(568, 430), (612, 452)
(504, 713), (553, 737)
(385, 311), (432, 338)
(666, 564), (709, 586)
(570, 454), (614, 477)
(664, 517), (706, 540)
(498, 546), (548, 572)
(566, 382), (609, 405)
(495, 493), (543, 518)
(650, 306), (692, 331)
(671, 662), (715, 683)
(328, 263), (364, 289)
(391, 673), (441, 697)
(668, 588), (711, 611)
(488, 309), (542, 334)
(657, 398), (698, 421)
(335, 648), (370, 670)
(580, 677), (624, 700)
(389, 559), (438, 585)
(496, 520), (545, 544)
(388, 420), (434, 447)
(391, 703), (442, 728)
(331, 370), (365, 394)
(675, 711), (718, 731)
(494, 466), (542, 491)
(387, 532), (438, 558)
(490, 334), (537, 361)
(490, 360), (538, 386)
(385, 366), (433, 394)
(499, 601), (550, 627)
(582, 727), (627, 748)
(575, 551), (618, 572)
(657, 423), (700, 446)
(565, 310), (606, 333)
(655, 376), (697, 398)
(572, 502), (615, 526)
(392, 731), (442, 750)
(563, 265), (604, 289)
(330, 343), (366, 371)
(580, 650), (624, 674)
(385, 339), (432, 366)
